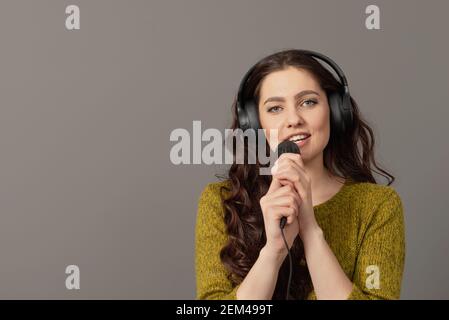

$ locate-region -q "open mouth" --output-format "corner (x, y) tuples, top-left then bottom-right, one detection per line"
(288, 133), (311, 143)
(288, 134), (311, 147)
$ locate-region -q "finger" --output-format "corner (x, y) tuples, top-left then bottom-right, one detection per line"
(267, 175), (283, 194)
(281, 187), (302, 212)
(273, 182), (302, 210)
(270, 184), (295, 198)
(279, 153), (305, 169)
(273, 206), (296, 225)
(274, 162), (309, 194)
(269, 193), (300, 216)
(269, 194), (297, 209)
(274, 158), (307, 191)
(286, 210), (295, 225)
(276, 170), (308, 203)
(276, 157), (306, 177)
(278, 159), (306, 189)
(278, 178), (295, 188)
(275, 163), (306, 186)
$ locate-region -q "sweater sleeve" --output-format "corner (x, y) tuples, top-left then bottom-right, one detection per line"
(347, 188), (406, 300)
(195, 182), (241, 300)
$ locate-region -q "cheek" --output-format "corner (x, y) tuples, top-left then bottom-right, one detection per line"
(259, 112), (270, 130)
(311, 107), (331, 147)
(259, 115), (280, 146)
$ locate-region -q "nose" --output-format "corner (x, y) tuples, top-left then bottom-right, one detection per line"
(286, 105), (304, 128)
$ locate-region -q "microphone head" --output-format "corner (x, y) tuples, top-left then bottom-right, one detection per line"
(276, 140), (300, 156)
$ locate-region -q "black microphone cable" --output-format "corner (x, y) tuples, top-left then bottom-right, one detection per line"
(279, 216), (292, 300)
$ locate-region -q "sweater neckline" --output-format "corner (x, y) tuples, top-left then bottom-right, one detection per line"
(313, 177), (353, 212)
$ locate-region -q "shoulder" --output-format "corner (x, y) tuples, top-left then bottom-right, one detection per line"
(198, 179), (232, 203)
(346, 180), (404, 224)
(197, 179), (233, 219)
(347, 180), (401, 204)
(200, 179), (232, 197)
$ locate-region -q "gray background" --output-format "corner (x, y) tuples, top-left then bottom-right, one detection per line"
(0, 0), (447, 299)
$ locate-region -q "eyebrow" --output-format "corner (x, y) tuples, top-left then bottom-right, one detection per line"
(263, 90), (320, 105)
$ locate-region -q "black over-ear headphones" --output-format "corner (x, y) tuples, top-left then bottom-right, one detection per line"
(236, 49), (354, 136)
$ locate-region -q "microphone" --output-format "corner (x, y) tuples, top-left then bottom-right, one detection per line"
(274, 139), (300, 301)
(275, 140), (301, 229)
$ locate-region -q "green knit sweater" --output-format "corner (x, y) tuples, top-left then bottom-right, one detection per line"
(195, 178), (405, 300)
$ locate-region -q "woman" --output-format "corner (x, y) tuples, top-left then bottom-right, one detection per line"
(195, 49), (405, 300)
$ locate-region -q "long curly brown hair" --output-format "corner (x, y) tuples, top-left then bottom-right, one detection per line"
(215, 49), (395, 299)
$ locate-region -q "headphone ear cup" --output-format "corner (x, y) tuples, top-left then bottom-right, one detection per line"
(328, 92), (344, 134)
(341, 93), (354, 127)
(236, 99), (260, 154)
(244, 99), (261, 131)
(237, 101), (250, 131)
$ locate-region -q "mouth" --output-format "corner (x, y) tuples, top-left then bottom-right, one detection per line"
(287, 134), (311, 148)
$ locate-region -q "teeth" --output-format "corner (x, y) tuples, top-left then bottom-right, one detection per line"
(289, 134), (308, 141)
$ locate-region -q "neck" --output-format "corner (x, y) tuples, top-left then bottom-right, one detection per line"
(304, 152), (342, 194)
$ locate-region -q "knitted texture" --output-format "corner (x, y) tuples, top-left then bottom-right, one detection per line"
(195, 178), (405, 300)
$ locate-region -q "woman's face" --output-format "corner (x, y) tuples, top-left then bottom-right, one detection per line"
(258, 66), (330, 162)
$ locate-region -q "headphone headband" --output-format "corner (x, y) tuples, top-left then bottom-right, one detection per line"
(237, 49), (349, 107)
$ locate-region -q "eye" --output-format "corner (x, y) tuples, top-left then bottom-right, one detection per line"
(302, 99), (317, 107)
(267, 105), (283, 113)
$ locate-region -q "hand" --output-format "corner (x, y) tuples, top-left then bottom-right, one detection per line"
(271, 153), (319, 240)
(259, 176), (301, 257)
